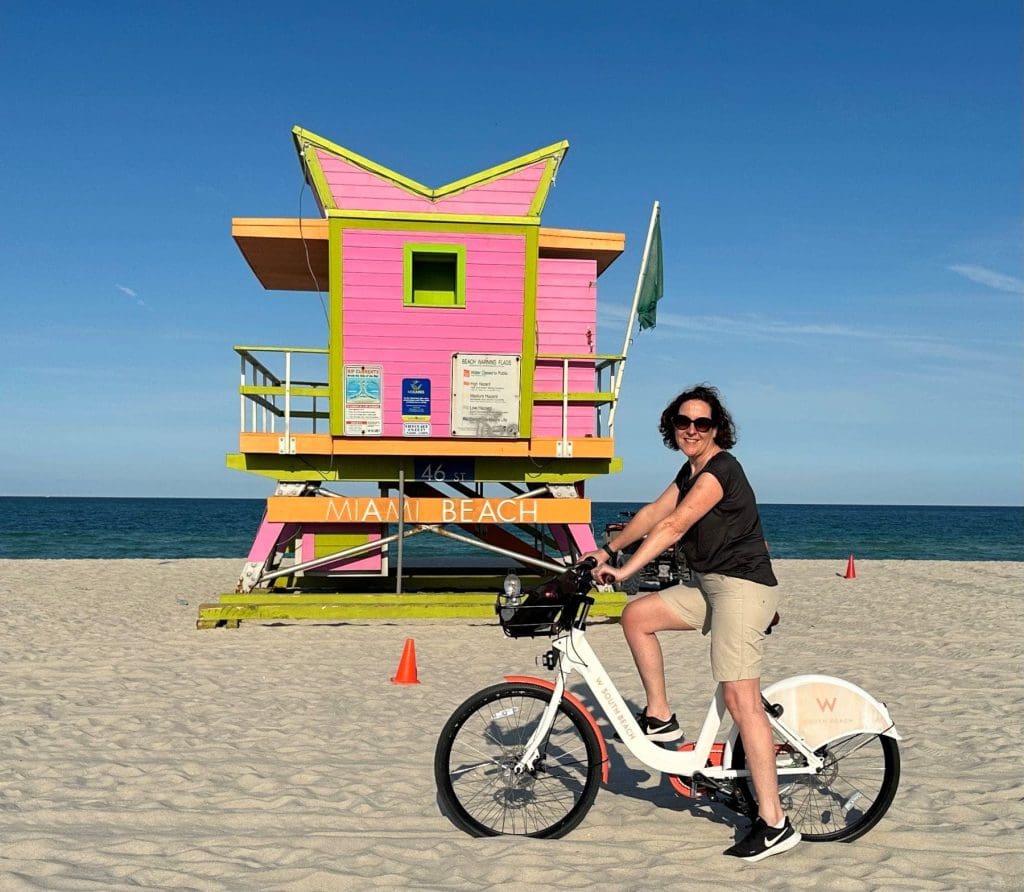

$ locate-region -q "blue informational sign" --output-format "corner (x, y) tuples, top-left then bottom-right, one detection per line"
(401, 378), (431, 419)
(413, 458), (475, 483)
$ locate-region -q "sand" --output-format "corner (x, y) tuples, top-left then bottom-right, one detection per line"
(1, 558), (1022, 890)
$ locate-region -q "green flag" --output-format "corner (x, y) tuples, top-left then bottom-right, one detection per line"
(637, 211), (663, 330)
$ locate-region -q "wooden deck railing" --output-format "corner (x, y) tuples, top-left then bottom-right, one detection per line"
(235, 346), (329, 453)
(235, 346), (623, 455)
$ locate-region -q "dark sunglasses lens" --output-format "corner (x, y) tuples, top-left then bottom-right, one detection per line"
(673, 415), (714, 432)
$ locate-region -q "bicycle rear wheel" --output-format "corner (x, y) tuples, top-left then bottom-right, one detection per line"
(732, 730), (900, 842)
(434, 682), (602, 838)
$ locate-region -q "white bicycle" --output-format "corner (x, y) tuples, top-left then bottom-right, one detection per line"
(435, 558), (901, 840)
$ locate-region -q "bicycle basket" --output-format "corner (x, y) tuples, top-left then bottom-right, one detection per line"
(496, 580), (567, 638)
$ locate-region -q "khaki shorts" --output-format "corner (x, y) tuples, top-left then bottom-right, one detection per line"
(658, 573), (780, 682)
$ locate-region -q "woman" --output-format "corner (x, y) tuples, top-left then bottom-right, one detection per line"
(586, 384), (799, 862)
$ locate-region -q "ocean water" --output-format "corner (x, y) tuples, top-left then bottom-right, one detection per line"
(0, 497), (1021, 561)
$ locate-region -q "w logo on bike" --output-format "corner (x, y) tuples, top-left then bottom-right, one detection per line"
(816, 697), (837, 713)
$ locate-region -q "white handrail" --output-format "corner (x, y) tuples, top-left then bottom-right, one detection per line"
(284, 350), (292, 442)
(239, 355), (246, 433)
(561, 358), (569, 454)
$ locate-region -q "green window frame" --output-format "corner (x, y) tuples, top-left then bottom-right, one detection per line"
(403, 243), (466, 308)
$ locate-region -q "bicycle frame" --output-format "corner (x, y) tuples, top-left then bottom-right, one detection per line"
(513, 626), (900, 783)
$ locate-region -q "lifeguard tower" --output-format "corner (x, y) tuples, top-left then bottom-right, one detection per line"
(198, 127), (656, 627)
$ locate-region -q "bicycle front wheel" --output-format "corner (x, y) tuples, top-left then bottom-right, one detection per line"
(732, 730), (900, 842)
(434, 682), (603, 838)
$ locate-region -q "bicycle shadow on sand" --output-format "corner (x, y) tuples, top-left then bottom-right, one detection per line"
(568, 684), (746, 833)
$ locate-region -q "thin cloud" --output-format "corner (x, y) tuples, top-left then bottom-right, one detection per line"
(665, 311), (1017, 361)
(116, 284), (146, 307)
(948, 264), (1024, 295)
(599, 302), (1018, 364)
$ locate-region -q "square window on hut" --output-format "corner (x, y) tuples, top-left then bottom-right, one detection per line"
(404, 243), (466, 307)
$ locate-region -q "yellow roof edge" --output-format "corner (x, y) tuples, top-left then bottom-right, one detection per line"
(291, 125), (569, 203)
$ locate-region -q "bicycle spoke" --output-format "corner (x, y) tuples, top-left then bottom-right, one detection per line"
(436, 684), (601, 838)
(735, 730), (899, 841)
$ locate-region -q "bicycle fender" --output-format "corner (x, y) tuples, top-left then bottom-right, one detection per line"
(726, 674), (901, 757)
(504, 675), (610, 783)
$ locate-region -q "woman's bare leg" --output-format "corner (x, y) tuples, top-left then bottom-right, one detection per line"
(723, 678), (784, 825)
(620, 594), (694, 719)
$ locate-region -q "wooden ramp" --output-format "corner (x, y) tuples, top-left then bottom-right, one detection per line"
(196, 590), (626, 629)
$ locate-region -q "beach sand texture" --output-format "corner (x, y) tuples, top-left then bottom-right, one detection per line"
(1, 559), (1022, 890)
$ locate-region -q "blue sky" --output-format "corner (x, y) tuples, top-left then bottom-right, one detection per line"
(2, 1), (1020, 504)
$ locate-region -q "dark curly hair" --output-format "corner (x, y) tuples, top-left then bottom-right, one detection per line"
(658, 384), (737, 451)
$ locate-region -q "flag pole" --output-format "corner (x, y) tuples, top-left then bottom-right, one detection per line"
(608, 200), (660, 433)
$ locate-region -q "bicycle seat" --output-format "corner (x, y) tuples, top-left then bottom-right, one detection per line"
(765, 612), (780, 635)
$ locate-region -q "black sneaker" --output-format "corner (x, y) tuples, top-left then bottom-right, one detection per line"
(637, 708), (684, 742)
(724, 817), (800, 862)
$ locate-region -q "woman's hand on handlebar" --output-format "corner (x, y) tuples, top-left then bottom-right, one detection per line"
(575, 550), (614, 583)
(579, 548), (608, 566)
(576, 554), (621, 585)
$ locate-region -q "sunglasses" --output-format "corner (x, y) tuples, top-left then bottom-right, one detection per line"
(673, 414), (715, 433)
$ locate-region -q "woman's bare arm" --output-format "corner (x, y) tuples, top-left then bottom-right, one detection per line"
(601, 473), (724, 582)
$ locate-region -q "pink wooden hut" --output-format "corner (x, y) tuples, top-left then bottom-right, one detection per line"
(219, 126), (630, 607)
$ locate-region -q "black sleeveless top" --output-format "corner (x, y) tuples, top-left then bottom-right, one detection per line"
(675, 451), (777, 586)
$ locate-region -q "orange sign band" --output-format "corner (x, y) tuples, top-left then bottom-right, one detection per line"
(267, 496), (592, 525)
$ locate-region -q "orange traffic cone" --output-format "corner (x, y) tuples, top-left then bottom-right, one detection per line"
(843, 554), (857, 579)
(391, 638), (421, 684)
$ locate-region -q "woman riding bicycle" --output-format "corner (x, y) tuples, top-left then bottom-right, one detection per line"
(585, 383), (800, 861)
